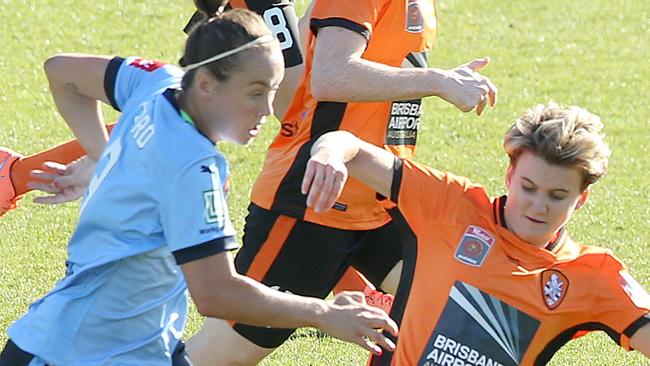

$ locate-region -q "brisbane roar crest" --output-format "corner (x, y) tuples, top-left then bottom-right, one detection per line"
(541, 270), (569, 309)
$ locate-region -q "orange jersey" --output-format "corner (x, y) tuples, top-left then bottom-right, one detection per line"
(370, 159), (650, 366)
(251, 0), (438, 230)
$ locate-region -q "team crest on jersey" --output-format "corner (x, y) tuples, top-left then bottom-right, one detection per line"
(454, 226), (495, 267)
(406, 0), (425, 33)
(129, 58), (165, 72)
(541, 269), (569, 309)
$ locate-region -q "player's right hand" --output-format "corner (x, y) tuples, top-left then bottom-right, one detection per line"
(440, 57), (498, 116)
(28, 156), (96, 204)
(320, 291), (398, 355)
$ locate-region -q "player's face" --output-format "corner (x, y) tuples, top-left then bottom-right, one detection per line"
(504, 151), (588, 247)
(202, 44), (284, 145)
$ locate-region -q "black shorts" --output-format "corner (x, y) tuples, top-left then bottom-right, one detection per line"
(232, 203), (404, 348)
(0, 339), (192, 366)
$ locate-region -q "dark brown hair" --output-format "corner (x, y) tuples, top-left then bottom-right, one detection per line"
(180, 8), (270, 86)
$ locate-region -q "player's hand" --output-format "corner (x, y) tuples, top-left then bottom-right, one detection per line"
(440, 57), (498, 116)
(301, 148), (348, 213)
(28, 156), (96, 204)
(320, 291), (398, 355)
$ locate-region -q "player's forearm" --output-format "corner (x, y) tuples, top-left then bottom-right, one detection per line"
(312, 56), (452, 103)
(310, 131), (361, 164)
(197, 272), (327, 329)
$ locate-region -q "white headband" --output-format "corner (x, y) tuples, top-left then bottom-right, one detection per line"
(183, 34), (275, 72)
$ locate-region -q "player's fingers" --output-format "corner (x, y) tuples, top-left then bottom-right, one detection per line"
(41, 161), (67, 173)
(476, 95), (487, 116)
(33, 193), (76, 205)
(27, 181), (60, 194)
(485, 77), (498, 107)
(301, 160), (317, 195)
(315, 168), (336, 213)
(465, 57), (490, 72)
(33, 194), (62, 205)
(54, 173), (87, 187)
(305, 166), (325, 209)
(365, 329), (397, 353)
(359, 335), (383, 355)
(29, 169), (60, 184)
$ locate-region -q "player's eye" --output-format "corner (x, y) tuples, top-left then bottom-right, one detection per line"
(549, 193), (566, 201)
(522, 185), (534, 192)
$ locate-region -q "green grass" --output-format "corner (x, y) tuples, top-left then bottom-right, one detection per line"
(1, 0), (649, 364)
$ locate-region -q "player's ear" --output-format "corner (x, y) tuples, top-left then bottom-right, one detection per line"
(505, 163), (515, 190)
(194, 68), (218, 97)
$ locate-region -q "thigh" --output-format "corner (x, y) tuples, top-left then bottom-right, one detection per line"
(353, 220), (404, 292)
(233, 203), (365, 347)
(186, 318), (273, 366)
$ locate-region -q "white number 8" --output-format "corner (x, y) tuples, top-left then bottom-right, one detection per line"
(263, 7), (294, 51)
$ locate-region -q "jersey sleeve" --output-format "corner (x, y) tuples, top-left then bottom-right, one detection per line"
(389, 158), (479, 229)
(310, 0), (386, 41)
(591, 254), (650, 350)
(104, 56), (182, 112)
(160, 156), (238, 265)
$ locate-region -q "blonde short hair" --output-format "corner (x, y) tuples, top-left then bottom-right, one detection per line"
(504, 102), (611, 190)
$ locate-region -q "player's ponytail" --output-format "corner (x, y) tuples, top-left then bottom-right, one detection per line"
(193, 0), (229, 16)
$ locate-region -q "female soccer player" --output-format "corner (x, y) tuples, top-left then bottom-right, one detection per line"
(302, 102), (650, 365)
(0, 9), (397, 366)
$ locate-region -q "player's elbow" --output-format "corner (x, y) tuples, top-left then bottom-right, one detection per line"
(43, 53), (74, 86)
(44, 54), (68, 77)
(310, 71), (336, 101)
(192, 292), (231, 318)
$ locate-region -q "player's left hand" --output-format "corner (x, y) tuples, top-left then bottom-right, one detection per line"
(301, 148), (348, 213)
(28, 156), (96, 204)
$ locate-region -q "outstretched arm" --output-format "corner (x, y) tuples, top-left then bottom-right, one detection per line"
(301, 131), (396, 212)
(311, 27), (497, 115)
(181, 251), (398, 354)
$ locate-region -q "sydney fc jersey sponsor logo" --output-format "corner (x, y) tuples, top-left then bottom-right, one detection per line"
(455, 226), (495, 267)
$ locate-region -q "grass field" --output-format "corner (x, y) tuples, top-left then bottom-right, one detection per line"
(0, 0), (648, 364)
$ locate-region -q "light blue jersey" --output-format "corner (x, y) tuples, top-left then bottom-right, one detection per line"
(8, 57), (238, 365)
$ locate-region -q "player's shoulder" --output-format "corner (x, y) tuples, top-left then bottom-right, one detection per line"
(120, 56), (182, 77)
(564, 240), (623, 271)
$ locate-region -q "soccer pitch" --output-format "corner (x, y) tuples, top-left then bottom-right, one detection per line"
(0, 0), (648, 364)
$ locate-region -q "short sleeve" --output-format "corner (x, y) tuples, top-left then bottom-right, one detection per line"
(389, 158), (479, 228)
(105, 56), (182, 112)
(310, 0), (387, 40)
(591, 254), (650, 349)
(160, 156), (238, 265)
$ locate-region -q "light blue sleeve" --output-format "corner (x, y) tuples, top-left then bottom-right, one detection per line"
(106, 56), (182, 112)
(160, 155), (238, 262)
